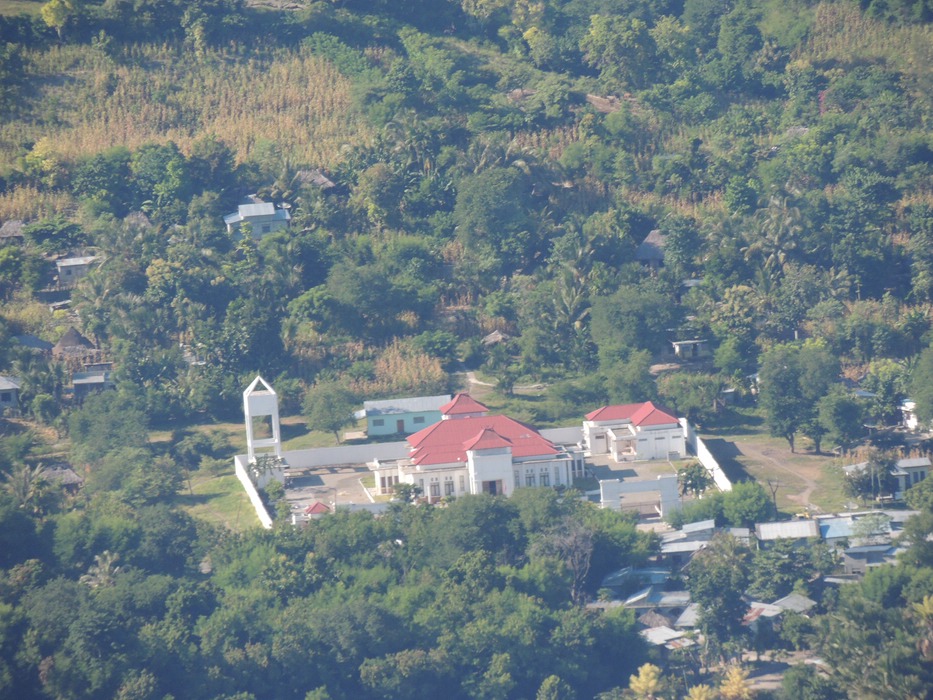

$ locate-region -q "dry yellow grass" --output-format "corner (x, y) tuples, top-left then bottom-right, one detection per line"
(802, 2), (933, 69)
(0, 185), (76, 221)
(0, 43), (373, 221)
(4, 43), (373, 171)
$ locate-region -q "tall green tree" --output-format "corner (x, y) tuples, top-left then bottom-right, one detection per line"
(303, 382), (357, 444)
(759, 341), (839, 452)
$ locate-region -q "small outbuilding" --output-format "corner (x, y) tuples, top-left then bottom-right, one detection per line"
(362, 394), (451, 436)
(56, 256), (98, 289)
(0, 375), (21, 414)
(224, 202), (291, 237)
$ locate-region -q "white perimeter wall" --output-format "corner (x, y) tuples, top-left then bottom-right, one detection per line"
(280, 441), (412, 468)
(680, 418), (732, 492)
(234, 455), (274, 529)
(541, 426), (584, 445)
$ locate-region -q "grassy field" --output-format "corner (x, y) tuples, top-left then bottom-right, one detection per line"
(700, 406), (849, 516)
(0, 0), (43, 16)
(173, 471), (253, 532)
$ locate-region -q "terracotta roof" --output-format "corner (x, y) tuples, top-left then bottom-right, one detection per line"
(463, 428), (513, 451)
(440, 393), (489, 416)
(585, 401), (678, 426)
(407, 415), (558, 466)
(304, 501), (331, 515)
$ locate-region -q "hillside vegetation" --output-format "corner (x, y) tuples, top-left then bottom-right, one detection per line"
(2, 0), (933, 696)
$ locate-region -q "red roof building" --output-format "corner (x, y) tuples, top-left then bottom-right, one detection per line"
(583, 402), (685, 462)
(371, 409), (574, 501)
(439, 393), (490, 419)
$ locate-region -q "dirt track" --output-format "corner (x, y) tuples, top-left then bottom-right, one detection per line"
(734, 442), (823, 506)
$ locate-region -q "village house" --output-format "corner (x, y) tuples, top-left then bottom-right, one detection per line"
(0, 375), (20, 415)
(371, 394), (576, 501)
(754, 519), (820, 547)
(360, 394), (451, 436)
(224, 201), (291, 237)
(56, 255), (98, 290)
(72, 369), (115, 402)
(843, 456), (930, 501)
(670, 339), (710, 361)
(635, 229), (666, 273)
(583, 402), (686, 462)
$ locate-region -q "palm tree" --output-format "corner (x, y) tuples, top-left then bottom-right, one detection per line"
(3, 463), (54, 517)
(80, 550), (121, 589)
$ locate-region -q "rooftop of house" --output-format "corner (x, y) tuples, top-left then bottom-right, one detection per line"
(40, 466), (84, 486)
(0, 375), (21, 391)
(224, 202), (291, 225)
(0, 219), (24, 239)
(56, 255), (97, 267)
(843, 456), (932, 475)
(585, 401), (679, 426)
(13, 334), (53, 352)
(440, 393), (489, 416)
(53, 327), (95, 354)
(72, 371), (113, 385)
(755, 519), (820, 540)
(635, 229), (667, 261)
(623, 585), (691, 609)
(406, 414), (559, 466)
(772, 593), (817, 614)
(363, 394), (451, 416)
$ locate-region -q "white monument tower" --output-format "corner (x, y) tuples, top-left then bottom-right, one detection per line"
(243, 375), (283, 464)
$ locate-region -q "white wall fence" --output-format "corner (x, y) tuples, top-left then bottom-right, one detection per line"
(283, 441), (411, 469)
(234, 455), (274, 529)
(541, 426), (584, 445)
(679, 418), (732, 492)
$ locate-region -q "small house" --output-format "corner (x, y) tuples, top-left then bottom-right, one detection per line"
(843, 456), (930, 501)
(635, 229), (667, 272)
(56, 256), (98, 289)
(72, 370), (115, 402)
(0, 375), (20, 414)
(671, 339), (710, 361)
(224, 202), (290, 237)
(0, 220), (24, 243)
(583, 402), (686, 461)
(891, 457), (930, 499)
(40, 465), (84, 494)
(363, 394), (451, 436)
(52, 327), (96, 362)
(843, 544), (897, 575)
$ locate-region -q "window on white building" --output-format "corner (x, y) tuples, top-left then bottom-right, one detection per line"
(373, 419), (384, 427)
(445, 479), (454, 496)
(540, 469), (550, 487)
(525, 472), (536, 487)
(459, 475), (465, 492)
(413, 416), (425, 424)
(430, 482), (441, 498)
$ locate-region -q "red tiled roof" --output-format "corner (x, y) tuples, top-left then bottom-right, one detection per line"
(585, 401), (678, 426)
(304, 501), (331, 515)
(463, 428), (513, 451)
(440, 393), (489, 416)
(585, 403), (644, 421)
(407, 415), (558, 466)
